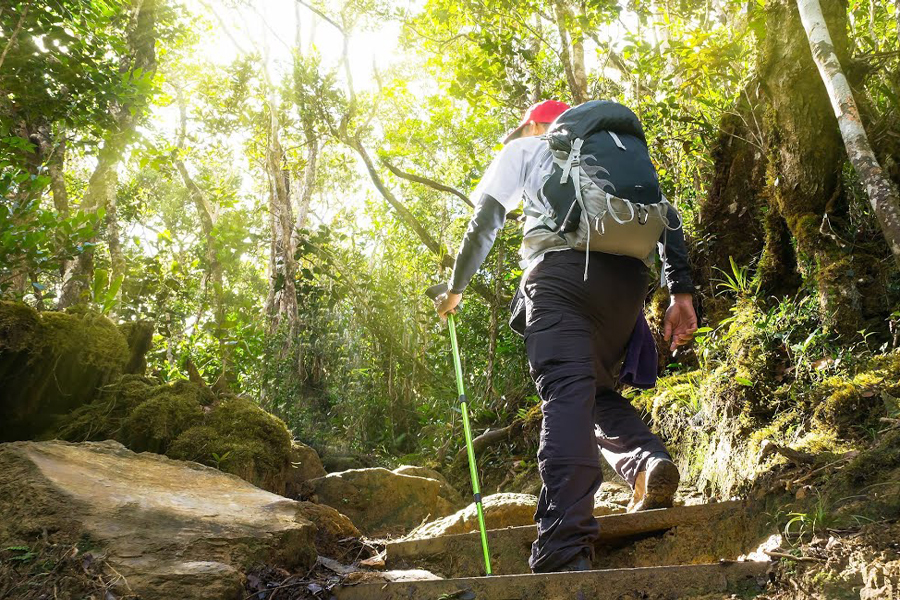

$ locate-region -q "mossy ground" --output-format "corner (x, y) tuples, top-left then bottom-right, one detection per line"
(636, 290), (900, 508)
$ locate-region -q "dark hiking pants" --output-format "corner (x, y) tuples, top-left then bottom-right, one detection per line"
(524, 250), (670, 573)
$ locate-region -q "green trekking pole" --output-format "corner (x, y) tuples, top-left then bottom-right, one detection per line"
(426, 283), (493, 576)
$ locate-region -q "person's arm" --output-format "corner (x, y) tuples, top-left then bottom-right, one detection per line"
(660, 204), (697, 350)
(660, 205), (694, 295)
(449, 194), (507, 293)
(436, 141), (526, 318)
(435, 194), (507, 318)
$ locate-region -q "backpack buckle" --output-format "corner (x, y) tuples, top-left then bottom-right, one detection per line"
(560, 138), (584, 184)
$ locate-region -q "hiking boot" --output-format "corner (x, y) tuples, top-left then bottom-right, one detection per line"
(532, 551), (593, 574)
(556, 552), (593, 572)
(628, 455), (680, 512)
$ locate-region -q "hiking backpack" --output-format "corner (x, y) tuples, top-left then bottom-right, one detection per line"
(522, 100), (682, 280)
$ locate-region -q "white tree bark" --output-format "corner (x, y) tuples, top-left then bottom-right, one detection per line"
(797, 0), (900, 266)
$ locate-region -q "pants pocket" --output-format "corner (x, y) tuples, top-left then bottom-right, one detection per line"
(524, 310), (561, 337)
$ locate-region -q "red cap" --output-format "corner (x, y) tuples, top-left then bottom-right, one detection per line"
(503, 100), (571, 144)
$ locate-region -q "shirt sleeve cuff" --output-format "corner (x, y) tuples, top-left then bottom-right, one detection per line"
(668, 281), (695, 295)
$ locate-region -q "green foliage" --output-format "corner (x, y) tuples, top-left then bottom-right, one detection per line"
(4, 546), (38, 564)
(714, 257), (759, 297)
(3, 0), (899, 479)
(0, 200), (104, 298)
(783, 493), (840, 543)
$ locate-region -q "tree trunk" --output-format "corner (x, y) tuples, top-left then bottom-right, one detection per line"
(172, 84), (232, 385)
(43, 133), (71, 277)
(485, 241), (504, 407)
(530, 14), (543, 103)
(58, 132), (126, 308)
(0, 0), (30, 72)
(797, 0), (900, 267)
(58, 0), (158, 309)
(264, 97), (300, 348)
(173, 157), (230, 382)
(36, 130), (68, 217)
(294, 116), (318, 236)
(105, 168), (125, 311)
(758, 0), (863, 335)
(552, 1), (587, 104)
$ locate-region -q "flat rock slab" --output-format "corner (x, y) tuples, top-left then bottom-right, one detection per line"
(0, 440), (318, 599)
(336, 561), (769, 600)
(304, 467), (463, 536)
(387, 501), (756, 577)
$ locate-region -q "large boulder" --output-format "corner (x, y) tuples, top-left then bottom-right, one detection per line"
(304, 468), (464, 536)
(406, 493), (538, 539)
(285, 441), (327, 498)
(406, 489), (628, 540)
(0, 302), (130, 441)
(0, 440), (320, 600)
(392, 465), (456, 493)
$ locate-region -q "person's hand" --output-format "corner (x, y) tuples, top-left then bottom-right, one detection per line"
(663, 293), (698, 352)
(434, 291), (462, 321)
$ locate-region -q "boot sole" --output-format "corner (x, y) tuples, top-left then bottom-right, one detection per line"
(632, 460), (680, 512)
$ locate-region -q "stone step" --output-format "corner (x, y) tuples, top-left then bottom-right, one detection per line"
(386, 501), (760, 577)
(335, 560), (769, 600)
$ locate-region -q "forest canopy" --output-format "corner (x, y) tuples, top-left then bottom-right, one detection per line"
(2, 0), (899, 465)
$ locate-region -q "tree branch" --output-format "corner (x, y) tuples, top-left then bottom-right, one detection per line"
(294, 0), (343, 34)
(381, 159), (474, 208)
(0, 0), (31, 72)
(349, 137), (494, 301)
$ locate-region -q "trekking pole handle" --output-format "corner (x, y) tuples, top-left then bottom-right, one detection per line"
(424, 282), (449, 301)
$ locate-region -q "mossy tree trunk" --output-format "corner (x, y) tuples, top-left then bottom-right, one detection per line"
(758, 0), (863, 335)
(696, 94), (767, 289)
(696, 87), (802, 321)
(697, 0), (893, 332)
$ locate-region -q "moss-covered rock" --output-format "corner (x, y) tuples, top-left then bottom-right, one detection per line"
(167, 397), (294, 495)
(56, 375), (295, 495)
(812, 352), (900, 440)
(121, 381), (206, 454)
(0, 302), (129, 441)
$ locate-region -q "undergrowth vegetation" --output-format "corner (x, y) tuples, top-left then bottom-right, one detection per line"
(635, 260), (900, 505)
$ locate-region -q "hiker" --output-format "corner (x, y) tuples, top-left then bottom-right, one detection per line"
(433, 100), (698, 573)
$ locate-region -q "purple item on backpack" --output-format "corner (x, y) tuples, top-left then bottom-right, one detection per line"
(619, 312), (658, 389)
